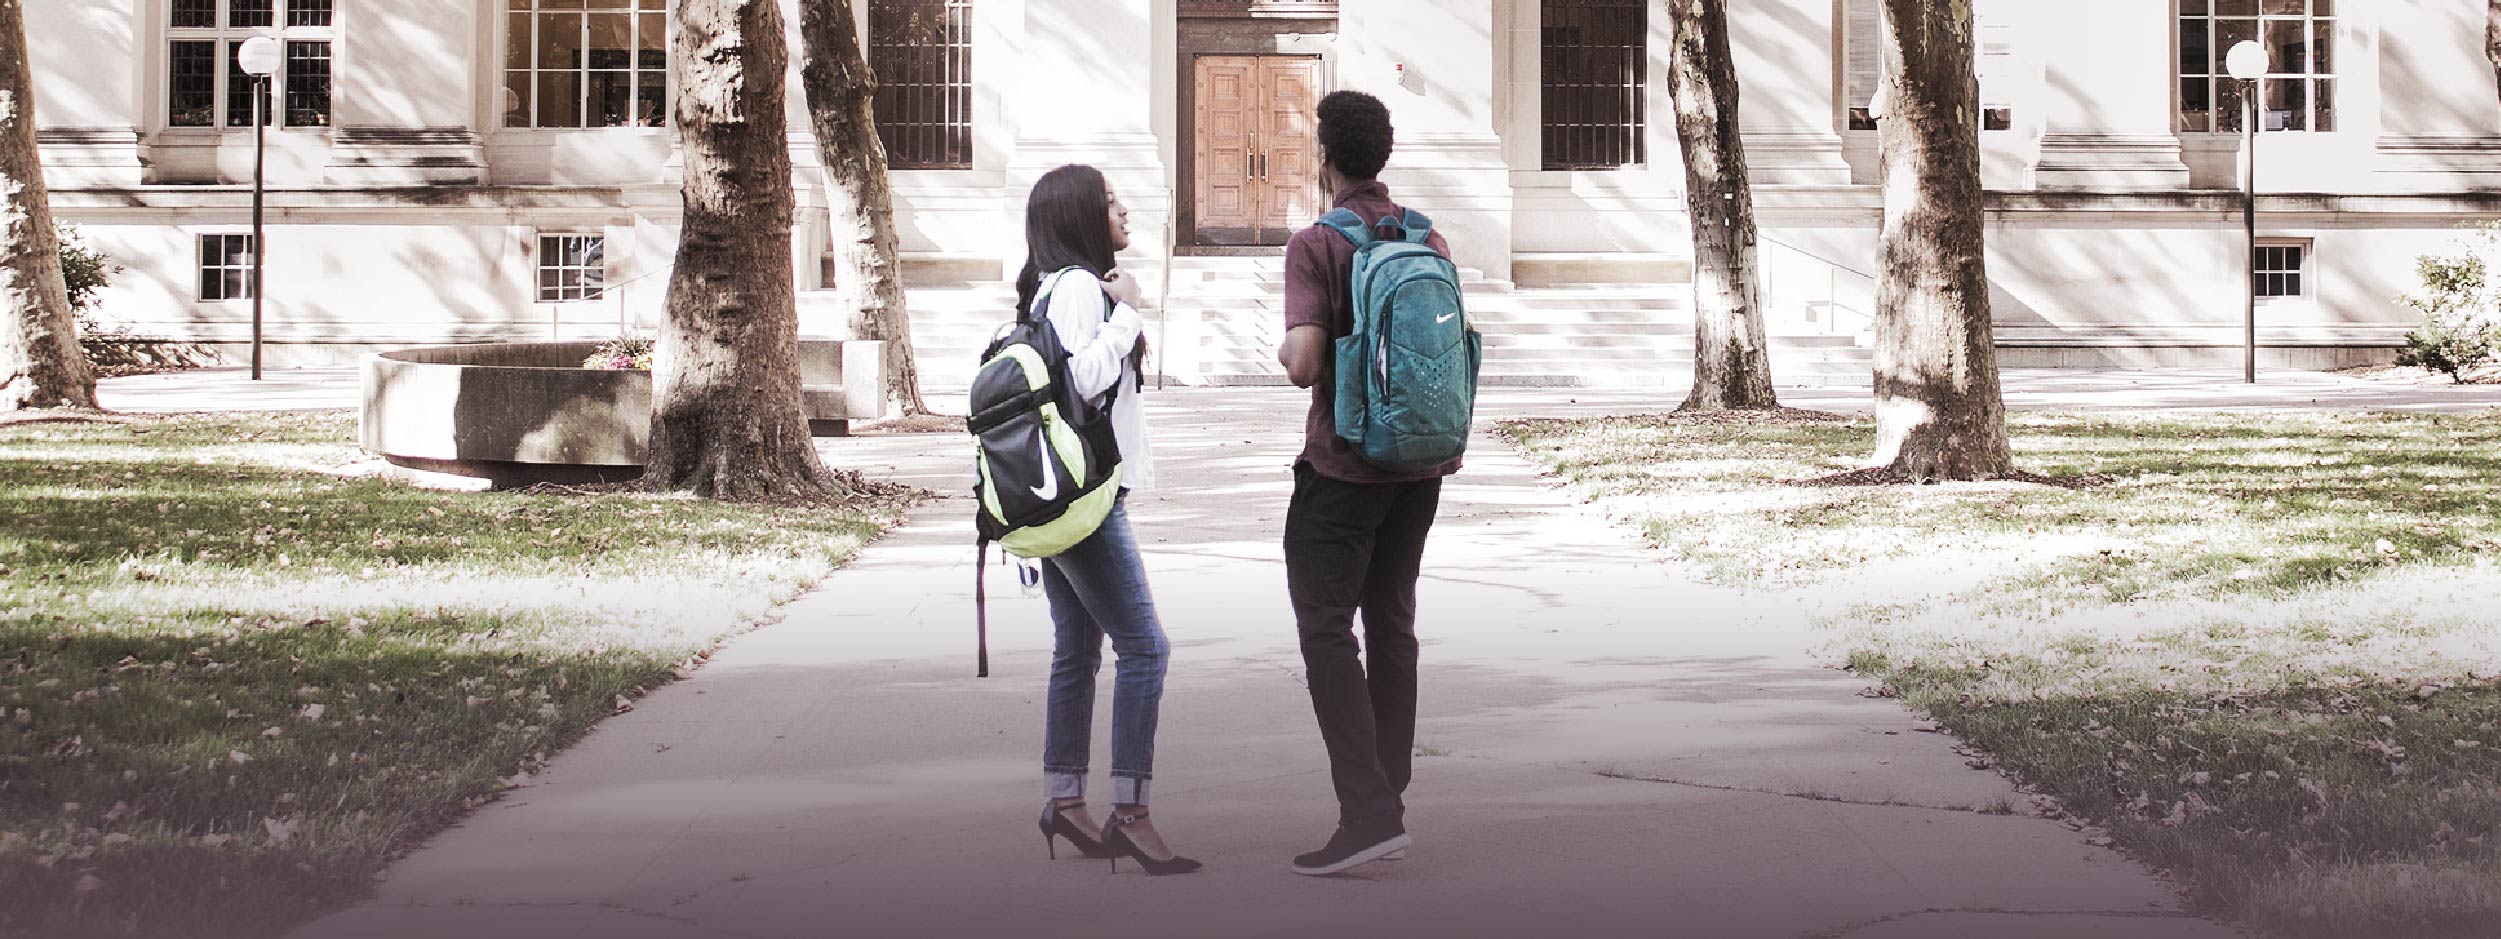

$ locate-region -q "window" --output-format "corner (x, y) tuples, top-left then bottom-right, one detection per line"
(1540, 0), (1646, 170)
(167, 0), (332, 129)
(2181, 0), (2335, 133)
(2255, 241), (2308, 299)
(199, 234), (255, 302)
(1845, 0), (2014, 132)
(870, 0), (974, 169)
(504, 0), (670, 129)
(538, 235), (607, 302)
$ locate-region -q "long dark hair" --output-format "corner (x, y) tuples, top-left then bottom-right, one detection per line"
(1015, 164), (1118, 318)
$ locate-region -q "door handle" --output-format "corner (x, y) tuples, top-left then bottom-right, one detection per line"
(1246, 150), (1255, 179)
(1258, 152), (1269, 179)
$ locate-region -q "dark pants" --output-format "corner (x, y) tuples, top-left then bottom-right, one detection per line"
(1283, 461), (1443, 829)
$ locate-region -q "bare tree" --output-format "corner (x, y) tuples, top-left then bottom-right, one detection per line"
(1664, 0), (1777, 412)
(797, 0), (929, 418)
(1867, 0), (2012, 480)
(646, 0), (853, 499)
(0, 0), (95, 412)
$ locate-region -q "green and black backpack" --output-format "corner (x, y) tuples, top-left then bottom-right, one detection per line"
(966, 268), (1124, 676)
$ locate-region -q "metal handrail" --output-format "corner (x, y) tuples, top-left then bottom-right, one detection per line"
(547, 261), (677, 340)
(1754, 232), (1877, 283)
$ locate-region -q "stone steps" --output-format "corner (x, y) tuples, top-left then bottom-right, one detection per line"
(889, 260), (1871, 389)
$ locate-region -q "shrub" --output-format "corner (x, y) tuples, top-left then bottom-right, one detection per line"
(2397, 227), (2501, 383)
(60, 230), (209, 377)
(581, 336), (654, 371)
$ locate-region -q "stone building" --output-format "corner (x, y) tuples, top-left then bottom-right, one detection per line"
(26, 0), (2501, 385)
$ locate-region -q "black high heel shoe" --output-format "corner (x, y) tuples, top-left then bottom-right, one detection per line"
(1101, 811), (1204, 876)
(1040, 802), (1110, 860)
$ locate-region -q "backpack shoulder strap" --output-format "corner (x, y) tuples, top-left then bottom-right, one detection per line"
(1398, 209), (1435, 245)
(1316, 208), (1371, 249)
(973, 538), (992, 678)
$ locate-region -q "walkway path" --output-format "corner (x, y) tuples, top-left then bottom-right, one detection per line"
(96, 363), (2501, 414)
(271, 384), (2272, 939)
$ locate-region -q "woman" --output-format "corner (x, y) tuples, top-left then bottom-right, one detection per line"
(1018, 164), (1199, 876)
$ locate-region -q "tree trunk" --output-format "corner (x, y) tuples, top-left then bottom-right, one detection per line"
(2489, 1), (2501, 96)
(1665, 0), (1778, 412)
(796, 0), (929, 418)
(1868, 0), (2011, 481)
(646, 0), (849, 500)
(0, 0), (95, 412)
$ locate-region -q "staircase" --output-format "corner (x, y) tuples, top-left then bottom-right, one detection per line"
(799, 281), (1015, 395)
(1175, 254), (1872, 388)
(871, 254), (1876, 392)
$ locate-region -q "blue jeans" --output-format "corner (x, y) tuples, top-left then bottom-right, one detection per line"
(1041, 495), (1168, 806)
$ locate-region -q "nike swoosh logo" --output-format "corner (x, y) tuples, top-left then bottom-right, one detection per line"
(1436, 312), (1458, 324)
(1028, 433), (1062, 501)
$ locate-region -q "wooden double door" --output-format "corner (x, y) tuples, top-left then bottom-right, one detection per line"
(1193, 56), (1322, 246)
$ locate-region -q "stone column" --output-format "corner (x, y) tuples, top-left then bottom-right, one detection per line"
(2375, 0), (2501, 189)
(1008, 0), (1171, 279)
(1730, 0), (1851, 185)
(27, 0), (148, 187)
(2033, 0), (2189, 189)
(1336, 0), (1514, 280)
(326, 0), (485, 184)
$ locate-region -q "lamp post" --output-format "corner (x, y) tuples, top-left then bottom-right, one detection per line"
(2226, 40), (2267, 385)
(237, 36), (281, 381)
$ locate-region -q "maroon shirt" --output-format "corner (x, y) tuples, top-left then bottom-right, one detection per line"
(1283, 180), (1462, 484)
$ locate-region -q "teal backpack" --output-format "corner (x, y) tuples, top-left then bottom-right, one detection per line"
(1317, 208), (1483, 473)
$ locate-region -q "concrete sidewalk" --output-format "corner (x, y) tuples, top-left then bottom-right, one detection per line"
(96, 363), (2501, 415)
(283, 388), (2247, 939)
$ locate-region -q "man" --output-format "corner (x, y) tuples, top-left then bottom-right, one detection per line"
(1276, 90), (1458, 876)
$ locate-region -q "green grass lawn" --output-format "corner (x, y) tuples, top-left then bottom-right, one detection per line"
(1506, 408), (2501, 939)
(0, 411), (910, 938)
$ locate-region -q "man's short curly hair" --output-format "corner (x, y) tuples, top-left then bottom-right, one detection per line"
(1316, 91), (1394, 182)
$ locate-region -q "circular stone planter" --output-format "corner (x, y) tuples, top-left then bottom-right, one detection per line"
(361, 342), (652, 488)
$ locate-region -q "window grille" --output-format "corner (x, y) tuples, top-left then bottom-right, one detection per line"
(503, 0), (670, 129)
(199, 234), (255, 302)
(1541, 0), (1645, 170)
(871, 0), (975, 169)
(2181, 0), (2335, 134)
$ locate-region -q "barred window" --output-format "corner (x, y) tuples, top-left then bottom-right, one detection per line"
(2181, 0), (2335, 133)
(199, 234), (255, 302)
(169, 41), (219, 127)
(228, 0), (273, 28)
(287, 0), (332, 28)
(168, 0), (331, 129)
(284, 41), (331, 127)
(1540, 0), (1645, 171)
(172, 0), (216, 29)
(871, 0), (974, 170)
(504, 0), (670, 129)
(539, 236), (607, 303)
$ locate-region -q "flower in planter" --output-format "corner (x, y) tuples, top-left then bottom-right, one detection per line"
(583, 337), (655, 371)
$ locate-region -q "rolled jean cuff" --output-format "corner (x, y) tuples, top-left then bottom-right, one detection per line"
(1111, 774), (1149, 806)
(1046, 770), (1085, 801)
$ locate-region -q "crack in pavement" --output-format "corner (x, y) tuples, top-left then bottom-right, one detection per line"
(1801, 905), (2207, 939)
